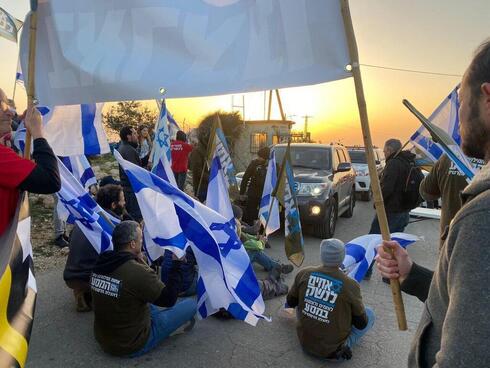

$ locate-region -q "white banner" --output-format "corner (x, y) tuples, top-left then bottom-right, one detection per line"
(20, 0), (351, 106)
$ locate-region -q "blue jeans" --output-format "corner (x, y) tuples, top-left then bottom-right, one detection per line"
(369, 212), (410, 234)
(247, 250), (280, 271)
(130, 298), (197, 357)
(345, 307), (376, 348)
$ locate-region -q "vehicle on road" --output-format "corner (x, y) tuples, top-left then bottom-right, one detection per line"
(273, 143), (356, 238)
(347, 147), (384, 201)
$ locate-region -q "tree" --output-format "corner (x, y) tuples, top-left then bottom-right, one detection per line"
(196, 110), (244, 152)
(103, 101), (157, 135)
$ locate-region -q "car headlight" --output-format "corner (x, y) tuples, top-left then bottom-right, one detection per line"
(297, 183), (329, 196)
(356, 171), (370, 177)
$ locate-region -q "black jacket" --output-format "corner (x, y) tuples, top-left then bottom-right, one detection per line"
(240, 158), (267, 199)
(117, 141), (141, 189)
(380, 150), (414, 213)
(189, 146), (209, 195)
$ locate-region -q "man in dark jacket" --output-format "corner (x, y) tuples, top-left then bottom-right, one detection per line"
(91, 221), (197, 357)
(240, 146), (270, 225)
(63, 184), (130, 312)
(369, 139), (414, 234)
(0, 90), (60, 236)
(117, 126), (142, 221)
(287, 239), (375, 361)
(189, 144), (209, 202)
(376, 40), (490, 367)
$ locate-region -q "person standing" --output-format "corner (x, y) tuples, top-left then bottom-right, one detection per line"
(369, 139), (417, 234)
(117, 126), (142, 222)
(189, 141), (209, 202)
(171, 130), (193, 191)
(138, 125), (152, 168)
(0, 88), (60, 236)
(239, 146), (270, 225)
(287, 239), (375, 361)
(376, 40), (490, 367)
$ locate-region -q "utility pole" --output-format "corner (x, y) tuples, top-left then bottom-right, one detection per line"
(301, 115), (313, 142)
(231, 95), (246, 121)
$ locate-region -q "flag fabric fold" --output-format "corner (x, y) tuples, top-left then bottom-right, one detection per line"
(151, 100), (177, 187)
(57, 158), (116, 254)
(59, 155), (97, 191)
(114, 151), (268, 325)
(409, 86), (478, 181)
(276, 144), (304, 266)
(0, 7), (22, 43)
(259, 150), (280, 236)
(342, 233), (419, 282)
(206, 150), (234, 224)
(0, 193), (35, 368)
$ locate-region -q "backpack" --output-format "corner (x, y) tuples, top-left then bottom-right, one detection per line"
(402, 162), (425, 210)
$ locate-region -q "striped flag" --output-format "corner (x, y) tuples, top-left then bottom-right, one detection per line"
(276, 142), (304, 266)
(0, 193), (36, 368)
(206, 149), (235, 224)
(259, 150), (280, 236)
(342, 233), (419, 282)
(0, 7), (22, 43)
(58, 155), (97, 191)
(115, 150), (268, 325)
(151, 99), (177, 187)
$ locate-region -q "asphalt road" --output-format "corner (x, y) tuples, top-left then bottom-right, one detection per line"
(27, 201), (440, 367)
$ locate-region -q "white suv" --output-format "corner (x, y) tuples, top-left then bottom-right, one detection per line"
(348, 147), (383, 201)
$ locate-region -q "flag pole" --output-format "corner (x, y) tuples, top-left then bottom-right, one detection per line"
(340, 0), (407, 330)
(24, 1), (38, 160)
(196, 114), (218, 198)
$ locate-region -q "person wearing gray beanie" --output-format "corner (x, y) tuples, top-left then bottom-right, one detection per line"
(320, 238), (345, 267)
(286, 238), (375, 361)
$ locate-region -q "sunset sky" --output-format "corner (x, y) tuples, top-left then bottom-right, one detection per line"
(1, 0), (489, 146)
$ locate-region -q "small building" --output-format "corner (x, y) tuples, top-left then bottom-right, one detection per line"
(232, 119), (293, 172)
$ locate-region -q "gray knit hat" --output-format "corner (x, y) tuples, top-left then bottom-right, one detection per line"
(320, 238), (345, 267)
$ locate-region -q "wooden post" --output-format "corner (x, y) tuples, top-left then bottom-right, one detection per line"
(275, 89), (286, 121)
(267, 90), (273, 121)
(340, 0), (407, 330)
(24, 2), (38, 160)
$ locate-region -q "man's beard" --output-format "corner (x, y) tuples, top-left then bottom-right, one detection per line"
(461, 102), (488, 160)
(112, 205), (124, 216)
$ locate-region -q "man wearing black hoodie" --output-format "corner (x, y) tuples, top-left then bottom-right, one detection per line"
(91, 221), (197, 357)
(369, 139), (415, 234)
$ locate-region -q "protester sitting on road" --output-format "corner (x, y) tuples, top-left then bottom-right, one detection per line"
(376, 40), (490, 367)
(91, 221), (197, 357)
(63, 184), (130, 312)
(232, 205), (293, 276)
(171, 130), (193, 191)
(419, 154), (473, 249)
(239, 146), (270, 225)
(117, 126), (143, 222)
(137, 125), (152, 168)
(160, 247), (198, 297)
(0, 88), (60, 236)
(287, 239), (375, 361)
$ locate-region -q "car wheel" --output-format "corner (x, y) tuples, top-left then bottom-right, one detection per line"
(313, 198), (338, 238)
(342, 191), (355, 218)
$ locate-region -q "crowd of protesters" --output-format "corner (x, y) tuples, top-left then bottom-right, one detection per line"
(1, 39), (490, 367)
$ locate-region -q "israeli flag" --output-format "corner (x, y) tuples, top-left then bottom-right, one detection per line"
(57, 158), (116, 254)
(151, 99), (177, 186)
(168, 111), (181, 140)
(206, 150), (234, 224)
(211, 126), (239, 194)
(342, 233), (419, 282)
(15, 59), (24, 87)
(115, 151), (268, 326)
(40, 104), (110, 156)
(59, 155), (97, 191)
(410, 86), (477, 180)
(13, 121), (27, 153)
(259, 150), (280, 236)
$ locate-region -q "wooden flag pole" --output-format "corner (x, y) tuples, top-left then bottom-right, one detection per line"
(267, 90), (273, 121)
(340, 0), (407, 330)
(196, 114), (218, 198)
(24, 1), (38, 160)
(275, 89), (287, 121)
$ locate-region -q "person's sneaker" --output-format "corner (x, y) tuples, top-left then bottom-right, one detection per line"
(54, 235), (69, 248)
(268, 267), (282, 282)
(274, 280), (289, 296)
(280, 264), (294, 274)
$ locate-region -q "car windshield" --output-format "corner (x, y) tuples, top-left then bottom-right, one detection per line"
(274, 146), (331, 170)
(349, 151), (367, 164)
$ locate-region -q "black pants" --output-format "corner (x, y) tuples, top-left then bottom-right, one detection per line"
(243, 196), (261, 225)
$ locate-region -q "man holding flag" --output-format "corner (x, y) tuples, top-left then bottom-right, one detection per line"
(377, 40), (490, 367)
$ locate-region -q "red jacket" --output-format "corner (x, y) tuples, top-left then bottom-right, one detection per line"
(171, 140), (193, 173)
(0, 145), (35, 235)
